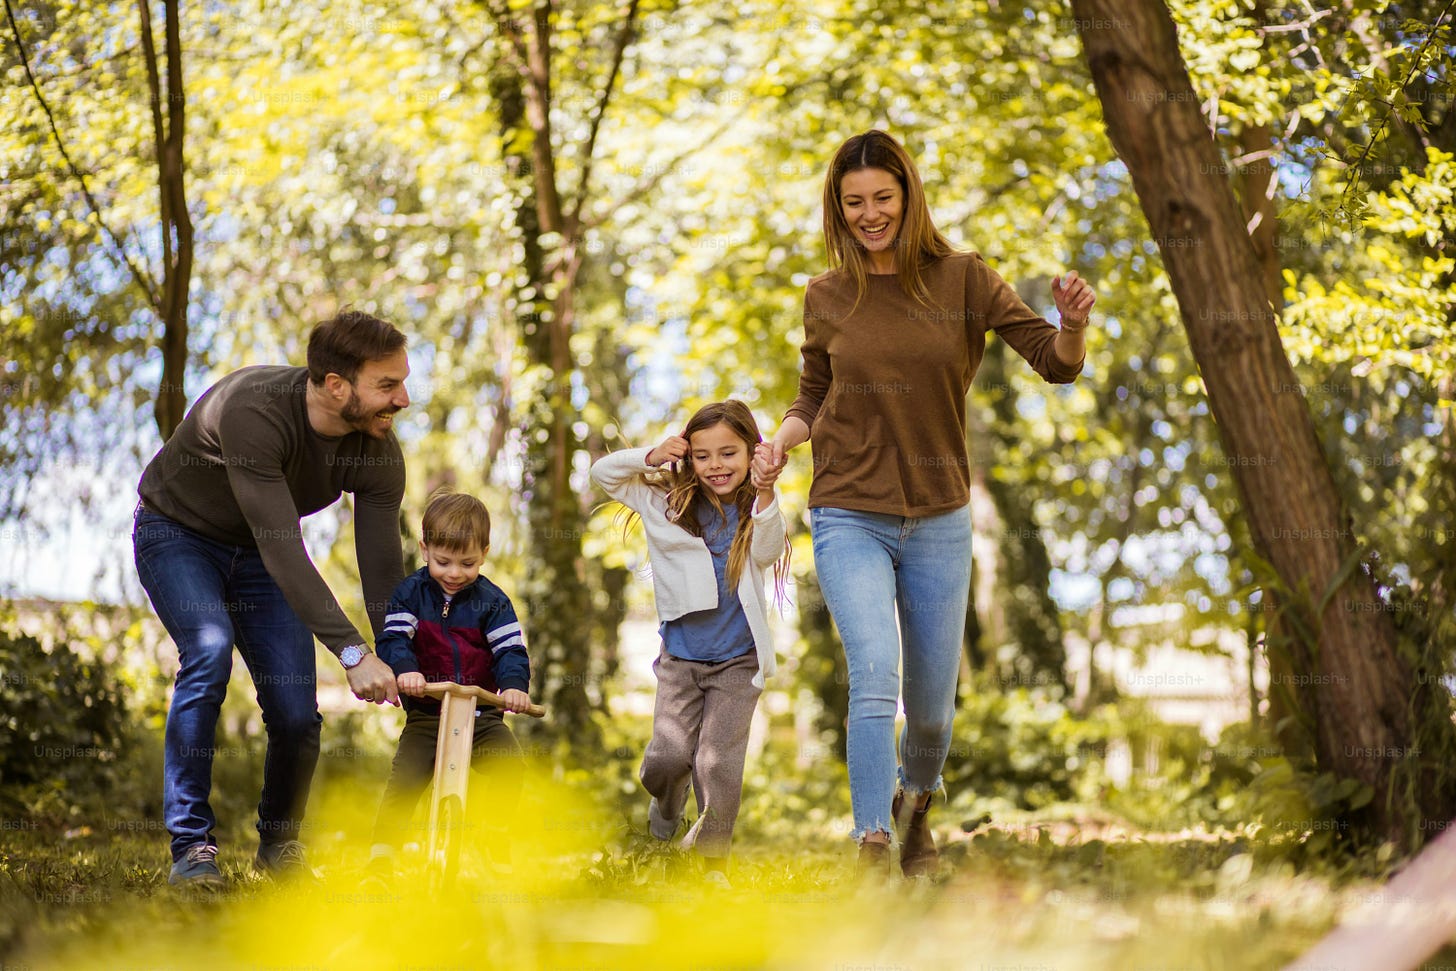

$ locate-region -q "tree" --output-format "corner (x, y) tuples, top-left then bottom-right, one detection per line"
(3, 0), (193, 441)
(134, 0), (191, 439)
(1071, 0), (1455, 847)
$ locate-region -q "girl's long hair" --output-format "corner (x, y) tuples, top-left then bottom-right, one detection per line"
(626, 400), (790, 603)
(821, 129), (957, 307)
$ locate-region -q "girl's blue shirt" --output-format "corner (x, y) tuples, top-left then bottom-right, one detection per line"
(659, 501), (755, 663)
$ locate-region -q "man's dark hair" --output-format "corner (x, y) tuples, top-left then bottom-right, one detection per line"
(306, 309), (407, 385)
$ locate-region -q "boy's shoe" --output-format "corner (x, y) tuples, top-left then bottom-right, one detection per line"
(254, 840), (319, 882)
(647, 797), (682, 841)
(359, 853), (395, 892)
(485, 840), (514, 876)
(168, 843), (224, 888)
(892, 789), (939, 878)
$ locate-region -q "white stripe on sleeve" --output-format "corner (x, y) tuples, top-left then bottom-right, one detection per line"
(486, 621), (522, 645)
(491, 635), (526, 654)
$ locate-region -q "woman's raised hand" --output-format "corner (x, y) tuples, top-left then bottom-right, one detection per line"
(1052, 270), (1097, 329)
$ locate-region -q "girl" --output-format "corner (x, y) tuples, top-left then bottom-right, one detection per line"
(590, 400), (788, 886)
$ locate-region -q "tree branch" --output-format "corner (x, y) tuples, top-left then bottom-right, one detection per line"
(567, 0), (640, 234)
(524, 0), (565, 233)
(4, 0), (160, 309)
(583, 104), (748, 233)
(481, 0), (533, 83)
(137, 0), (172, 275)
(1339, 0), (1456, 208)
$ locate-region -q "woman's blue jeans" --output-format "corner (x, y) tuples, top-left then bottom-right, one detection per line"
(810, 504), (972, 841)
(133, 508), (321, 861)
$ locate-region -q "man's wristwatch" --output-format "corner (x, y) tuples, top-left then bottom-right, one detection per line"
(339, 644), (371, 669)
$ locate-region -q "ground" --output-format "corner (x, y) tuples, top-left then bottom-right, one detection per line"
(4, 769), (1454, 971)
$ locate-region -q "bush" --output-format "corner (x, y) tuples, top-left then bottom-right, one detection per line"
(0, 627), (133, 819)
(942, 680), (1112, 812)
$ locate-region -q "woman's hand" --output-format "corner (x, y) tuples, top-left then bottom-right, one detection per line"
(752, 443), (782, 485)
(1052, 271), (1096, 330)
(751, 448), (784, 491)
(762, 417), (809, 470)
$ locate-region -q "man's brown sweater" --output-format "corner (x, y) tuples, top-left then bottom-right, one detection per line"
(785, 252), (1083, 517)
(139, 366), (405, 651)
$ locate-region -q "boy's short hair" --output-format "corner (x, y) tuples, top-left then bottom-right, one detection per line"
(421, 492), (491, 552)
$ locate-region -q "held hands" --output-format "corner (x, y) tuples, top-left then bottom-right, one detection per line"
(396, 671), (427, 698)
(753, 441), (788, 482)
(347, 654), (401, 706)
(751, 442), (785, 492)
(497, 688), (533, 713)
(646, 434), (688, 471)
(1052, 270), (1096, 331)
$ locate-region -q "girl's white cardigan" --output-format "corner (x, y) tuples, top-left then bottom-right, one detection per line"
(589, 446), (786, 689)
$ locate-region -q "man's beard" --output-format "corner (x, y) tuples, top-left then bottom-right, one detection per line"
(341, 391), (397, 438)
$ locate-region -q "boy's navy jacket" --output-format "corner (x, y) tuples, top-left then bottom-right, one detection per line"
(375, 566), (530, 712)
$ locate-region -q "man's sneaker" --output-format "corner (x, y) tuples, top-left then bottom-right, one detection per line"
(647, 797), (682, 841)
(254, 840), (318, 882)
(169, 843), (224, 888)
(702, 868), (732, 890)
(892, 789), (939, 878)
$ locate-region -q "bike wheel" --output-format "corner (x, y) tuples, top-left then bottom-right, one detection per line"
(429, 793), (465, 893)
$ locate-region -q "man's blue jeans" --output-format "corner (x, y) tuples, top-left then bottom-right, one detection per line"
(133, 507), (322, 861)
(810, 504), (972, 841)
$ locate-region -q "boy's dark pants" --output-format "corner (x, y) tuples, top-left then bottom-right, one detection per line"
(372, 707), (523, 856)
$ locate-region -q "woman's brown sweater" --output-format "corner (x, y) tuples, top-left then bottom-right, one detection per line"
(785, 252), (1084, 517)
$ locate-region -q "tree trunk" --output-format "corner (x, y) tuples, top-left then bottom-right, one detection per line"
(490, 55), (596, 745)
(1072, 0), (1453, 846)
(1231, 111), (1302, 748)
(137, 0), (192, 439)
(485, 0), (640, 744)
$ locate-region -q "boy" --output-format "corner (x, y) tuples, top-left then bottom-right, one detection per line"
(368, 491), (533, 875)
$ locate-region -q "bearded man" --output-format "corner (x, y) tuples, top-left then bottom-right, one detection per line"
(133, 309), (410, 886)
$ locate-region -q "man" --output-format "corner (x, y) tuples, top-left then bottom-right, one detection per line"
(133, 309), (410, 886)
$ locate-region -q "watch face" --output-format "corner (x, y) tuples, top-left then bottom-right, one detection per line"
(341, 646), (363, 668)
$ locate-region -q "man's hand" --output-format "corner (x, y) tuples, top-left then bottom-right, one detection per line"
(396, 671), (427, 698)
(346, 654), (401, 706)
(497, 688), (532, 713)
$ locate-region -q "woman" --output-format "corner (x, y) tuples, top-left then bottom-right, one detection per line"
(758, 129), (1094, 877)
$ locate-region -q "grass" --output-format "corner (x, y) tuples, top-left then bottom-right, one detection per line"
(4, 700), (1456, 971)
(6, 757), (1456, 971)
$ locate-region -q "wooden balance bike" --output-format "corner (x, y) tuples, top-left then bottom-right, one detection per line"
(420, 682), (545, 890)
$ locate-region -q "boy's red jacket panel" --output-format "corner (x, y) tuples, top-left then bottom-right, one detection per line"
(375, 567), (530, 711)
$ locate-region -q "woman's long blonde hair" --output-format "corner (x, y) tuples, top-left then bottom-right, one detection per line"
(626, 400), (790, 601)
(821, 129), (957, 306)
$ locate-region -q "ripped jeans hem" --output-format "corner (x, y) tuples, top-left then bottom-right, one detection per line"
(896, 769), (945, 802)
(850, 822), (894, 844)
